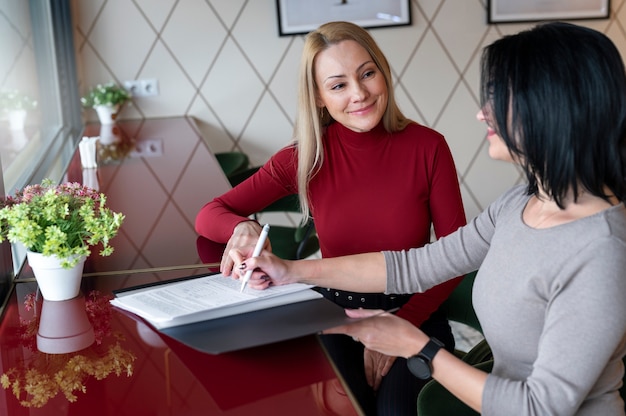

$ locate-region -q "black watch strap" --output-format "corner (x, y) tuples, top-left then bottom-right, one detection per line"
(420, 337), (444, 361)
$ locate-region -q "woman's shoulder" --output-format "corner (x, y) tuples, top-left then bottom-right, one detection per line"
(495, 184), (529, 205)
(269, 143), (298, 164)
(483, 184), (530, 218)
(394, 122), (450, 154)
(401, 121), (445, 141)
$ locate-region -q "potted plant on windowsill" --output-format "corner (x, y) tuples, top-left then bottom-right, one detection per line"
(0, 89), (37, 130)
(81, 82), (131, 125)
(0, 179), (125, 301)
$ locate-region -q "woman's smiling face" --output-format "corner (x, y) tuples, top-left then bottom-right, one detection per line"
(476, 105), (515, 163)
(314, 40), (388, 133)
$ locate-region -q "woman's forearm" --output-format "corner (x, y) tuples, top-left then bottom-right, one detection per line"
(430, 350), (487, 413)
(288, 252), (388, 292)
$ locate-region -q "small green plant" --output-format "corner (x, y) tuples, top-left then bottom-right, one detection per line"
(0, 179), (125, 268)
(81, 82), (131, 108)
(0, 90), (37, 112)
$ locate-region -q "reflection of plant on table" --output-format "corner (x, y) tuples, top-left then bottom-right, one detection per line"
(0, 179), (124, 268)
(0, 291), (136, 408)
(97, 131), (136, 163)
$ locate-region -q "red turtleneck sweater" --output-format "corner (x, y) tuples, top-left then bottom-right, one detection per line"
(196, 121), (466, 327)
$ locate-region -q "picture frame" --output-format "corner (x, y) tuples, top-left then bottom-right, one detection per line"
(276, 0), (411, 36)
(488, 0), (610, 24)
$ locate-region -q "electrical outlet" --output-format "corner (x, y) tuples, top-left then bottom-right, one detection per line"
(123, 78), (159, 97)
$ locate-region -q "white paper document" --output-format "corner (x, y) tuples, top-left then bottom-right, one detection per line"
(111, 273), (321, 329)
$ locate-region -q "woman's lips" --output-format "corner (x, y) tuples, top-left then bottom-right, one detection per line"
(349, 103), (375, 115)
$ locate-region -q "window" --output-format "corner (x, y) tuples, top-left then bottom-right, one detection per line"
(0, 0), (82, 302)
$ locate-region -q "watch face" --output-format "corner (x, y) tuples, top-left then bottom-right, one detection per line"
(407, 355), (431, 379)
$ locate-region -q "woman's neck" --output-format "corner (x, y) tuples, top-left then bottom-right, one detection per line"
(523, 187), (617, 229)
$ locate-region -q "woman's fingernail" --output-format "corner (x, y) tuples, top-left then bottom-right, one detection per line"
(238, 262), (246, 270)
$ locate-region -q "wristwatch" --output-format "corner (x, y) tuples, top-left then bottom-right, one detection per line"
(407, 337), (444, 379)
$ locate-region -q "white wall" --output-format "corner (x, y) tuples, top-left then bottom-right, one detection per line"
(71, 0), (626, 220)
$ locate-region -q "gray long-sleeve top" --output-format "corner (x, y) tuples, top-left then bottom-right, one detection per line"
(383, 185), (626, 415)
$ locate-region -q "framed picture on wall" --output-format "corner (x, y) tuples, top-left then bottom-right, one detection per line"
(488, 0), (610, 24)
(276, 0), (411, 36)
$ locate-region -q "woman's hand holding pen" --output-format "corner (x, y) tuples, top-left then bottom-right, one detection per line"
(221, 221), (271, 276)
(229, 247), (296, 289)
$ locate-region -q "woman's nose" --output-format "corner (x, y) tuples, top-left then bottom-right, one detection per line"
(351, 83), (367, 101)
(476, 109), (485, 121)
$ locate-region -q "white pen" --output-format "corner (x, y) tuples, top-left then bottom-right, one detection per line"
(240, 224), (270, 292)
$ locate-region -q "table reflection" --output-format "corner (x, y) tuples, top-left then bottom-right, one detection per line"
(0, 291), (136, 408)
(1, 118), (362, 414)
(96, 123), (135, 164)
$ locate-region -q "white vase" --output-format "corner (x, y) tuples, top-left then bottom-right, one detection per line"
(94, 104), (119, 125)
(26, 250), (86, 301)
(37, 294), (95, 354)
(8, 109), (27, 130)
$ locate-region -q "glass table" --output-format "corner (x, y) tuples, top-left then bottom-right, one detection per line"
(0, 117), (361, 415)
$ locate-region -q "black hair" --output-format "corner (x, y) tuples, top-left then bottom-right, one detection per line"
(480, 22), (626, 206)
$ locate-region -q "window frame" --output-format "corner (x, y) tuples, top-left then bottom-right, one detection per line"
(0, 0), (82, 308)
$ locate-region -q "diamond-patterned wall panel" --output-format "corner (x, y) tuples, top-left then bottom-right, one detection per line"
(87, 0), (156, 80)
(267, 37), (303, 122)
(433, 1), (487, 72)
(134, 41), (197, 118)
(201, 38), (266, 140)
(71, 0), (626, 219)
(239, 94), (295, 166)
(403, 30), (459, 126)
(161, 0), (226, 87)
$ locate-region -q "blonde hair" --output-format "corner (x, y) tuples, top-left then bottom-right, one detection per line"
(293, 21), (411, 220)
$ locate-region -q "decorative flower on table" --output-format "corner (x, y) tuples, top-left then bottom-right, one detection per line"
(0, 179), (124, 268)
(80, 82), (130, 109)
(0, 291), (136, 408)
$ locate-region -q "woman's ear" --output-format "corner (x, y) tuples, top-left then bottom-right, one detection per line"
(314, 90), (324, 108)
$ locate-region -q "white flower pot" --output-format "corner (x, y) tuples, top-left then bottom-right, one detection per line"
(94, 104), (119, 125)
(37, 294), (95, 354)
(26, 250), (86, 301)
(8, 109), (27, 130)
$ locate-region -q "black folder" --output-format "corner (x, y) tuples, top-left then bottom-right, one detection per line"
(113, 274), (351, 354)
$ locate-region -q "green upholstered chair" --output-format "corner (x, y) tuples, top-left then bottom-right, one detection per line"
(416, 271), (493, 416)
(257, 193), (319, 260)
(215, 151), (249, 179)
(227, 166), (320, 260)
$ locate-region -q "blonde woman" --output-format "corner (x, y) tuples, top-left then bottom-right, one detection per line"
(196, 21), (466, 414)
